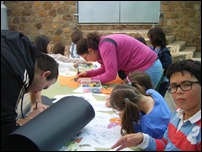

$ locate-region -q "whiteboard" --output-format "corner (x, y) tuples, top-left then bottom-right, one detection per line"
(120, 1), (160, 23)
(78, 1), (160, 24)
(78, 1), (119, 23)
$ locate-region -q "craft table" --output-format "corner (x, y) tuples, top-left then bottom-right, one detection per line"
(40, 67), (140, 151)
(42, 65), (124, 100)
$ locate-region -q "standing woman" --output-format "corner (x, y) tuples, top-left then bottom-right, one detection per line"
(77, 32), (163, 88)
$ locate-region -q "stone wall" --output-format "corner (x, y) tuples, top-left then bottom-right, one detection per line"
(4, 1), (201, 52)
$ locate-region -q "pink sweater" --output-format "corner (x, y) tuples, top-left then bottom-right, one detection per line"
(86, 34), (157, 83)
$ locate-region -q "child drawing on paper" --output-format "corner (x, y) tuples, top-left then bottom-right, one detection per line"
(105, 71), (154, 107)
(109, 83), (171, 139)
(107, 118), (121, 129)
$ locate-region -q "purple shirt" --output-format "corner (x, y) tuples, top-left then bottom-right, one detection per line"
(86, 34), (157, 83)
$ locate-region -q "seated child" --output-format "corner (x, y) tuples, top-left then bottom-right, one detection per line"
(111, 59), (201, 151)
(50, 42), (87, 65)
(105, 71), (153, 107)
(109, 82), (171, 139)
(69, 29), (83, 58)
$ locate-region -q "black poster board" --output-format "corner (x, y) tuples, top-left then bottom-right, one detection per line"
(6, 96), (95, 151)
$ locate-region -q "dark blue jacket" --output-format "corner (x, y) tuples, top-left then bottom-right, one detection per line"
(151, 46), (172, 75)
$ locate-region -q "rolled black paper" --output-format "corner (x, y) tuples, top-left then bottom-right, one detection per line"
(6, 96), (95, 151)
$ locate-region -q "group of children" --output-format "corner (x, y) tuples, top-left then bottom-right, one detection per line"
(33, 30), (87, 65)
(111, 59), (201, 151)
(16, 27), (201, 151)
(34, 27), (200, 151)
(60, 27), (199, 151)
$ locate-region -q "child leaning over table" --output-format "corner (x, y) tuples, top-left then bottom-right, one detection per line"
(109, 82), (171, 139)
(111, 59), (201, 151)
(105, 71), (154, 107)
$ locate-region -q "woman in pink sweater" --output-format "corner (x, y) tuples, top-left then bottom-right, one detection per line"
(77, 32), (162, 88)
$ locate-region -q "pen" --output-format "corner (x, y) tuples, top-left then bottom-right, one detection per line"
(77, 64), (80, 75)
(35, 100), (38, 109)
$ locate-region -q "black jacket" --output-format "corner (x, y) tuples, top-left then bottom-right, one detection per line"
(1, 30), (38, 149)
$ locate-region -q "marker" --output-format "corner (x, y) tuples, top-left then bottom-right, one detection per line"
(35, 100), (38, 109)
(77, 65), (80, 75)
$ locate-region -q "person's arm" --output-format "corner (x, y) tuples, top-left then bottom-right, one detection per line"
(30, 91), (42, 104)
(17, 106), (45, 126)
(87, 44), (118, 83)
(54, 54), (86, 64)
(111, 133), (144, 151)
(29, 91), (48, 112)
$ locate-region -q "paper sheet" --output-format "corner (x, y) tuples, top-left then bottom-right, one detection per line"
(65, 112), (122, 151)
(52, 93), (97, 104)
(7, 96), (95, 151)
(53, 94), (112, 113)
(50, 94), (123, 151)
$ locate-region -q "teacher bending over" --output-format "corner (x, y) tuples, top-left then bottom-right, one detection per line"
(77, 32), (162, 88)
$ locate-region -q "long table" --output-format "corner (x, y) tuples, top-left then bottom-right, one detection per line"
(41, 67), (139, 151)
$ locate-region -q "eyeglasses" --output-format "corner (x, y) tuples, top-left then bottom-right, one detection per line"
(167, 81), (200, 94)
(113, 109), (120, 115)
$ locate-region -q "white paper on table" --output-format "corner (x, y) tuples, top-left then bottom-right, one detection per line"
(59, 71), (77, 76)
(93, 93), (108, 97)
(64, 112), (122, 151)
(108, 147), (134, 151)
(52, 93), (98, 104)
(52, 94), (112, 113)
(73, 86), (108, 95)
(73, 86), (83, 93)
(91, 101), (113, 113)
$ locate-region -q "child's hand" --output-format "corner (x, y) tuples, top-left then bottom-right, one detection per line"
(105, 95), (111, 107)
(78, 71), (88, 77)
(73, 63), (78, 68)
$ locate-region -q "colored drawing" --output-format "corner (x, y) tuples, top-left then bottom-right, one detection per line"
(64, 112), (122, 150)
(101, 88), (113, 95)
(110, 117), (121, 125)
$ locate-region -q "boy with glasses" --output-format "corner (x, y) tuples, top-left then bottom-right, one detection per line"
(111, 59), (201, 151)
